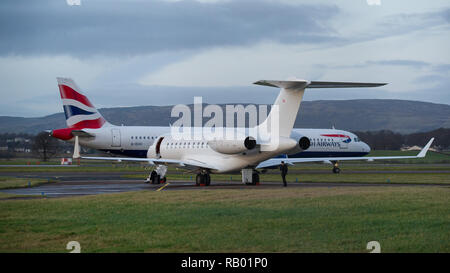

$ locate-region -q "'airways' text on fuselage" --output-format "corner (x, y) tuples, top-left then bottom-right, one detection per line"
(311, 141), (342, 148)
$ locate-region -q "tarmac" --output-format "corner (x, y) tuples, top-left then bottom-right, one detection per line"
(0, 170), (448, 198)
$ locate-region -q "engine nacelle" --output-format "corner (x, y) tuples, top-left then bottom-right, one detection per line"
(286, 132), (311, 154)
(209, 136), (256, 154)
(298, 136), (311, 150)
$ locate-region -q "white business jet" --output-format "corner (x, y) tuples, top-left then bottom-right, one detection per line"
(51, 78), (433, 185)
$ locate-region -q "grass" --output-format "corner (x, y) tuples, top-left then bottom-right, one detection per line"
(0, 177), (55, 190)
(0, 186), (448, 253)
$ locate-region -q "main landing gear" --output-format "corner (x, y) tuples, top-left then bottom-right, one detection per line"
(242, 168), (260, 185)
(331, 161), (341, 174)
(196, 170), (211, 186)
(146, 165), (168, 184)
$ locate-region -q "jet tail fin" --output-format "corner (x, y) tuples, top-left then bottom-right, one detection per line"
(57, 77), (111, 129)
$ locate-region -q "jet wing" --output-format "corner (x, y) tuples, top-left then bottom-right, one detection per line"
(257, 138), (434, 169)
(80, 156), (218, 171)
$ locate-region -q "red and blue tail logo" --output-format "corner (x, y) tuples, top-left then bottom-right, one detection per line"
(57, 78), (108, 129)
(321, 134), (352, 143)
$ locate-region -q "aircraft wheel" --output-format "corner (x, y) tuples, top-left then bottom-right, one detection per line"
(196, 174), (203, 186)
(156, 175), (161, 184)
(162, 177), (167, 183)
(205, 174), (211, 186)
(252, 173), (260, 185)
(332, 167), (341, 174)
(150, 171), (157, 184)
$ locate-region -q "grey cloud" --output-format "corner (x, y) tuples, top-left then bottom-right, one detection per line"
(444, 8), (450, 22)
(0, 0), (339, 57)
(344, 8), (450, 46)
(413, 74), (446, 84)
(432, 64), (450, 73)
(366, 60), (430, 68)
(319, 59), (432, 70)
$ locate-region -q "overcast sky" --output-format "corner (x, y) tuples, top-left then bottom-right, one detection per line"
(0, 0), (449, 117)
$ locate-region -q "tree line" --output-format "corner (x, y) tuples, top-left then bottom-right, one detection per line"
(354, 128), (450, 150)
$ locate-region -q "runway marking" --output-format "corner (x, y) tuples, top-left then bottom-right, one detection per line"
(156, 183), (170, 192)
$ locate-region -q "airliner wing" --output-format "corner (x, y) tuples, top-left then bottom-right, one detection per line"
(80, 156), (218, 170)
(257, 138), (434, 169)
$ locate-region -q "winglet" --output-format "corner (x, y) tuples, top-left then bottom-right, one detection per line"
(417, 138), (434, 158)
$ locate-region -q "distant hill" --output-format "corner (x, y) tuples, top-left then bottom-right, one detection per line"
(0, 99), (449, 134)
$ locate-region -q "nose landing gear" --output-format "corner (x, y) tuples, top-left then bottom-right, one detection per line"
(331, 161), (341, 174)
(146, 165), (168, 184)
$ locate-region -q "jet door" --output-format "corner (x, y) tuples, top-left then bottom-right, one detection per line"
(155, 137), (164, 158)
(111, 128), (121, 147)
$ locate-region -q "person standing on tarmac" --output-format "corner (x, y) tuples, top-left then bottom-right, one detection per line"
(280, 161), (288, 187)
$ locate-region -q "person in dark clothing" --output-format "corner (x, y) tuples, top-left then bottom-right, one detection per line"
(280, 161), (288, 187)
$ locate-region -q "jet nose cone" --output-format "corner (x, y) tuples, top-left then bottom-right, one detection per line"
(362, 142), (371, 154)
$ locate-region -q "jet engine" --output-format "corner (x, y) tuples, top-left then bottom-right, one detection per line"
(285, 132), (311, 154)
(298, 136), (311, 150)
(209, 136), (256, 154)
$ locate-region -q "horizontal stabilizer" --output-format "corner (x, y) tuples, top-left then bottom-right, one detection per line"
(307, 81), (387, 88)
(254, 79), (387, 89)
(253, 79), (309, 90)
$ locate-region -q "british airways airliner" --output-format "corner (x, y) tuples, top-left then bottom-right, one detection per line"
(50, 78), (433, 185)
